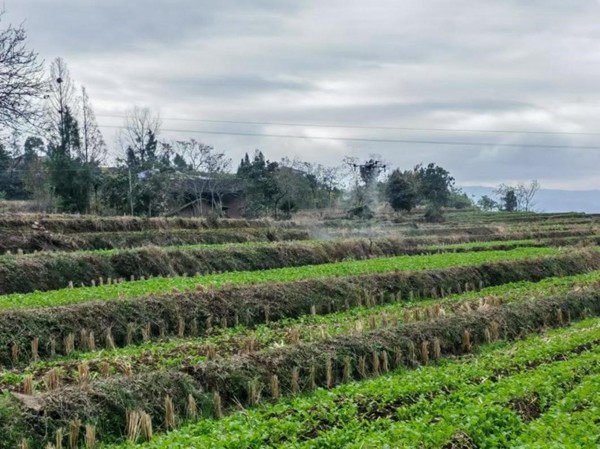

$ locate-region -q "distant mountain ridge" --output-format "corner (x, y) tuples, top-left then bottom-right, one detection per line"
(460, 186), (600, 214)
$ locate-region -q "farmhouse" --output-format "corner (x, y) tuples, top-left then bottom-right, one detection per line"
(168, 174), (246, 218)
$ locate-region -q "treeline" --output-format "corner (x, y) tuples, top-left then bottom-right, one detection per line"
(0, 14), (535, 220)
(0, 54), (106, 213)
(478, 181), (540, 212)
(0, 14), (346, 217)
(384, 163), (472, 221)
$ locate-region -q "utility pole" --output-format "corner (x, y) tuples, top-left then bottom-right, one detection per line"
(128, 166), (134, 216)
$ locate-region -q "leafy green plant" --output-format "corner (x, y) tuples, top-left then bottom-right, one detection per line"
(0, 246), (564, 309)
(100, 317), (600, 449)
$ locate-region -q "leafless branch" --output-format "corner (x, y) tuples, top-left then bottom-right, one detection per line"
(0, 12), (45, 131)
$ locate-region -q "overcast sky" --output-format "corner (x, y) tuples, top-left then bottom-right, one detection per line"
(6, 1), (600, 190)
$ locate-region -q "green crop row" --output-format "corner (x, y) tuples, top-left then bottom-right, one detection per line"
(316, 223), (597, 243)
(403, 225), (595, 239)
(2, 229), (590, 263)
(0, 236), (398, 294)
(424, 234), (598, 250)
(1, 249), (596, 368)
(302, 345), (600, 448)
(5, 270), (600, 392)
(499, 221), (596, 230)
(3, 234), (326, 259)
(3, 223), (593, 295)
(101, 317), (600, 449)
(513, 374), (600, 448)
(0, 247), (560, 309)
(20, 290), (599, 447)
(2, 233), (571, 295)
(6, 286), (600, 448)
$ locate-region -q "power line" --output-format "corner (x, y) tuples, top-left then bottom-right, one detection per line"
(0, 168), (94, 172)
(96, 124), (600, 150)
(96, 114), (600, 137)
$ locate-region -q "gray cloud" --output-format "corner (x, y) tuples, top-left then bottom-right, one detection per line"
(5, 0), (600, 189)
(7, 1), (303, 53)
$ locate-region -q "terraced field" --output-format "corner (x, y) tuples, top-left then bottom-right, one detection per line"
(109, 318), (600, 448)
(1, 212), (599, 448)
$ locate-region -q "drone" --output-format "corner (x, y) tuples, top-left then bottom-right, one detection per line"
(351, 159), (387, 171)
(352, 159), (387, 183)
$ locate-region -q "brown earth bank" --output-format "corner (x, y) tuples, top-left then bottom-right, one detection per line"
(2, 289), (599, 448)
(0, 214), (298, 233)
(0, 250), (597, 367)
(0, 233), (597, 295)
(0, 227), (310, 254)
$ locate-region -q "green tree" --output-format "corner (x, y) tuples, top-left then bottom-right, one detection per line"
(172, 153), (189, 171)
(119, 106), (161, 164)
(0, 138), (34, 200)
(501, 189), (518, 212)
(279, 157), (342, 210)
(24, 136), (44, 155)
(0, 144), (10, 196)
(237, 150), (281, 217)
(125, 129), (159, 167)
(274, 166), (316, 217)
(386, 168), (419, 213)
(46, 58), (95, 213)
(47, 107), (92, 212)
(413, 163), (455, 222)
(100, 168), (130, 214)
(101, 163), (174, 217)
(107, 107), (175, 216)
(415, 163), (454, 208)
(102, 135), (177, 217)
(477, 195), (498, 211)
(447, 189), (474, 209)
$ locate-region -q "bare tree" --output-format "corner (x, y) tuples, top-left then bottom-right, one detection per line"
(119, 106), (161, 163)
(174, 139), (231, 173)
(495, 180), (540, 212)
(517, 180), (540, 212)
(0, 13), (45, 130)
(80, 86), (106, 164)
(46, 57), (79, 154)
(173, 139), (232, 215)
